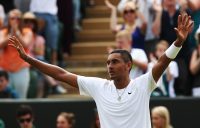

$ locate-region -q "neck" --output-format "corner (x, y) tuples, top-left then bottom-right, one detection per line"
(114, 77), (131, 89)
(167, 6), (176, 16)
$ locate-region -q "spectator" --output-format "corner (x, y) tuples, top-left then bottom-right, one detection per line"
(91, 109), (100, 128)
(30, 0), (59, 65)
(151, 106), (173, 128)
(108, 30), (148, 79)
(0, 4), (5, 28)
(190, 25), (200, 97)
(0, 70), (18, 98)
(105, 0), (147, 50)
(22, 12), (66, 97)
(148, 40), (178, 97)
(0, 9), (32, 98)
(14, 0), (31, 13)
(57, 112), (75, 128)
(154, 0), (193, 96)
(118, 0), (162, 56)
(187, 0), (200, 49)
(16, 105), (35, 128)
(73, 0), (81, 31)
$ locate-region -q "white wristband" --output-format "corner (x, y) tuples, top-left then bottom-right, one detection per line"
(165, 43), (182, 59)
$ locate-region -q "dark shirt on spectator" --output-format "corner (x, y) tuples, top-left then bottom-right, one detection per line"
(0, 86), (18, 98)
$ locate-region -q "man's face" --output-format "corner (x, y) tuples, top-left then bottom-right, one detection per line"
(107, 53), (130, 80)
(0, 76), (8, 92)
(18, 114), (33, 128)
(116, 37), (131, 51)
(164, 0), (176, 7)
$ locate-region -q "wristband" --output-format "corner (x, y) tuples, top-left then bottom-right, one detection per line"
(165, 43), (182, 59)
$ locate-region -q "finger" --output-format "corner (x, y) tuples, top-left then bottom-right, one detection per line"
(187, 20), (194, 30)
(8, 43), (18, 49)
(174, 28), (179, 36)
(185, 15), (190, 27)
(182, 13), (187, 26)
(177, 15), (182, 29)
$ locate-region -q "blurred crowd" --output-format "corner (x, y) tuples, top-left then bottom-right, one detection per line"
(0, 0), (200, 99)
(0, 104), (171, 128)
(105, 0), (200, 98)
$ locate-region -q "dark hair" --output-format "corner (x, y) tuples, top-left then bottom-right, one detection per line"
(16, 105), (34, 118)
(23, 19), (38, 34)
(58, 112), (75, 128)
(110, 49), (133, 63)
(0, 70), (9, 80)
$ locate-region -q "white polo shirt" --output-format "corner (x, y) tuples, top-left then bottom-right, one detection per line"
(78, 71), (157, 128)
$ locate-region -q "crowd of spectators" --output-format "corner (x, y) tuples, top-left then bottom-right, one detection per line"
(0, 0), (200, 98)
(105, 0), (200, 97)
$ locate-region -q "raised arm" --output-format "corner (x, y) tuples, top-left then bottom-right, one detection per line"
(105, 0), (118, 32)
(152, 13), (193, 82)
(8, 36), (78, 88)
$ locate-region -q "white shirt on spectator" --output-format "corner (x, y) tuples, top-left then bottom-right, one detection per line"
(78, 71), (157, 128)
(130, 48), (148, 79)
(30, 0), (58, 15)
(148, 61), (178, 97)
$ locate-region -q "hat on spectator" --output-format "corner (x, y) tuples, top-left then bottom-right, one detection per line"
(23, 12), (36, 20)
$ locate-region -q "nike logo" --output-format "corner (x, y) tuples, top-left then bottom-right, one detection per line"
(128, 92), (132, 94)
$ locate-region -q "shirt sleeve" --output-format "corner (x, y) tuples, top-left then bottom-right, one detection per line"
(136, 70), (157, 95)
(77, 75), (107, 98)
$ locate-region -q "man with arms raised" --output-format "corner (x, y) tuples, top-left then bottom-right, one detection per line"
(9, 13), (193, 128)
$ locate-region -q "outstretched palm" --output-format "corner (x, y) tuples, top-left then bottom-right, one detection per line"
(174, 13), (193, 43)
(8, 36), (27, 59)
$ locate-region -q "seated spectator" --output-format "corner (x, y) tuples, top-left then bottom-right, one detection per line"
(0, 70), (18, 98)
(190, 25), (200, 97)
(0, 9), (32, 98)
(57, 112), (75, 128)
(148, 40), (178, 97)
(151, 106), (173, 128)
(22, 12), (66, 97)
(108, 30), (148, 79)
(16, 105), (35, 128)
(105, 0), (147, 50)
(91, 109), (100, 128)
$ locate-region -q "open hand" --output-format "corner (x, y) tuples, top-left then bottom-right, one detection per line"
(174, 13), (194, 44)
(8, 36), (27, 60)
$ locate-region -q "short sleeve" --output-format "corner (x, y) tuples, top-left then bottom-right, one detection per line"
(136, 70), (157, 95)
(77, 76), (107, 98)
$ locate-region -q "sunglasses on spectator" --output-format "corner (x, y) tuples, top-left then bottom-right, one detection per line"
(23, 19), (35, 23)
(18, 118), (32, 123)
(10, 17), (21, 21)
(123, 9), (135, 15)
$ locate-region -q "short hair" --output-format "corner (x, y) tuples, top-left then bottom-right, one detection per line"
(156, 40), (169, 50)
(110, 49), (133, 63)
(0, 70), (9, 80)
(58, 112), (75, 128)
(16, 105), (34, 118)
(116, 30), (132, 41)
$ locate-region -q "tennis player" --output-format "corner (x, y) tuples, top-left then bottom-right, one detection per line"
(8, 13), (193, 128)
